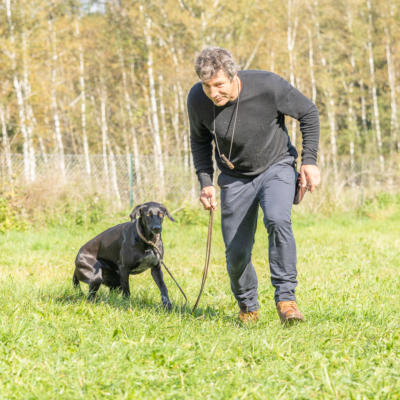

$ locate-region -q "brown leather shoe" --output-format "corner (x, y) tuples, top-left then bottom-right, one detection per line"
(238, 310), (259, 324)
(276, 301), (305, 323)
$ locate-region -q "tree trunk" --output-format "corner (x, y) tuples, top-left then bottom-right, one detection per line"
(144, 17), (165, 195)
(366, 0), (384, 172)
(38, 136), (48, 165)
(99, 89), (110, 193)
(177, 83), (190, 170)
(108, 140), (121, 208)
(0, 105), (13, 180)
(306, 28), (317, 104)
(384, 26), (399, 152)
(5, 0), (31, 182)
(128, 62), (143, 188)
(344, 9), (359, 185)
(48, 18), (65, 179)
(21, 28), (36, 181)
(158, 73), (168, 164)
(327, 88), (338, 182)
(287, 0), (298, 144)
(75, 19), (91, 176)
(359, 78), (368, 134)
(171, 85), (181, 157)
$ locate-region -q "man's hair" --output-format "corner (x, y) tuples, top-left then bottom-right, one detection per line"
(195, 47), (238, 81)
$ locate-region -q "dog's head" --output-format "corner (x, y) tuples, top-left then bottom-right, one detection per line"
(129, 202), (175, 239)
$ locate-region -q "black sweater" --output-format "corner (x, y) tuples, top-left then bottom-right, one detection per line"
(187, 70), (320, 188)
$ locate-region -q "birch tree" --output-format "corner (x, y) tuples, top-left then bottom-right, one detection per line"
(119, 50), (142, 187)
(366, 0), (384, 172)
(144, 16), (165, 194)
(75, 18), (91, 176)
(48, 17), (66, 178)
(5, 0), (33, 181)
(0, 105), (13, 180)
(287, 0), (298, 144)
(384, 24), (399, 152)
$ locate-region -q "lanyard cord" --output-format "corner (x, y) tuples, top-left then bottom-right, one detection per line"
(211, 77), (241, 168)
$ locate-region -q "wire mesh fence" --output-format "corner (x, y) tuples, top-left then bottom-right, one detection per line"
(1, 152), (399, 210)
(0, 153), (198, 208)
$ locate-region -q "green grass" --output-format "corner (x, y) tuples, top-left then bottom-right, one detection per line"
(0, 207), (399, 399)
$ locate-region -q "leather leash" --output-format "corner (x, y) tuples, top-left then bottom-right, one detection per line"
(192, 208), (214, 312)
(135, 219), (188, 308)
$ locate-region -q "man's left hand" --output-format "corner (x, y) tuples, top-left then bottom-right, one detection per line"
(299, 164), (320, 193)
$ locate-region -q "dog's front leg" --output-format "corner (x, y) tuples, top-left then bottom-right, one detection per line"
(151, 265), (172, 310)
(119, 264), (130, 298)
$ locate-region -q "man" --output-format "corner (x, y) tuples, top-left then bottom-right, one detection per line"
(187, 47), (320, 323)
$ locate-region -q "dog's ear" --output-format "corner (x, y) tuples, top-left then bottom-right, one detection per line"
(129, 204), (144, 221)
(161, 205), (175, 222)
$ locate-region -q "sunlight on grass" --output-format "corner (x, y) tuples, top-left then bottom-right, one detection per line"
(0, 210), (399, 399)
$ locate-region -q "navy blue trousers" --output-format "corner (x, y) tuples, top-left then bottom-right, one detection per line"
(218, 156), (297, 312)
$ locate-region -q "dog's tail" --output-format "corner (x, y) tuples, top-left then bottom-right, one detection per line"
(72, 271), (80, 289)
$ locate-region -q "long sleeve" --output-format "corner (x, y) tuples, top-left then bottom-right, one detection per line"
(187, 91), (214, 188)
(274, 76), (320, 165)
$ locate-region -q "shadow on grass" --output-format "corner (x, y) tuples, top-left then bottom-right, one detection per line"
(46, 285), (229, 321)
(39, 285), (303, 329)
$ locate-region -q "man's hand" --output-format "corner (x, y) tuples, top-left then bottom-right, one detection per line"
(200, 186), (217, 210)
(299, 164), (321, 193)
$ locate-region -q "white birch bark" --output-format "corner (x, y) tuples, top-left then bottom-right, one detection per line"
(5, 0), (31, 181)
(14, 78), (31, 181)
(172, 85), (181, 156)
(99, 90), (110, 191)
(144, 17), (165, 193)
(384, 26), (399, 152)
(287, 0), (298, 144)
(358, 79), (368, 135)
(343, 78), (357, 184)
(366, 0), (384, 172)
(48, 18), (65, 178)
(108, 140), (121, 208)
(128, 63), (143, 187)
(177, 83), (190, 170)
(38, 137), (48, 164)
(158, 73), (168, 165)
(327, 88), (338, 181)
(306, 28), (317, 104)
(163, 35), (185, 171)
(243, 34), (265, 70)
(0, 105), (13, 179)
(348, 81), (356, 174)
(21, 29), (36, 181)
(310, 0), (338, 176)
(75, 19), (91, 176)
(349, 141), (355, 187)
(119, 52), (141, 186)
(269, 50), (275, 72)
(344, 9), (359, 184)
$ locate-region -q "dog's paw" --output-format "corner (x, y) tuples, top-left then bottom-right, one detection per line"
(163, 301), (172, 311)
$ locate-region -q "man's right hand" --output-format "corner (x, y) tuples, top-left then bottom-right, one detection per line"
(200, 186), (217, 210)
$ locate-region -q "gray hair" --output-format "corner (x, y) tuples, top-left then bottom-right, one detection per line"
(195, 47), (238, 81)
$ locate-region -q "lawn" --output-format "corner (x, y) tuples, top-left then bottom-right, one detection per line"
(0, 205), (399, 399)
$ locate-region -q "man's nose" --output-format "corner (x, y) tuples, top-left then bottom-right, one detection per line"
(209, 86), (219, 98)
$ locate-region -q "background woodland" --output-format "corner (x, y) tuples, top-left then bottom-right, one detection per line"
(1, 0), (399, 204)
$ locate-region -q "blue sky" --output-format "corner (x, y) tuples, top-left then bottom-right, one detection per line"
(80, 0), (106, 14)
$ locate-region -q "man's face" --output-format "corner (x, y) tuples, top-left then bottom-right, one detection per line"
(201, 69), (237, 107)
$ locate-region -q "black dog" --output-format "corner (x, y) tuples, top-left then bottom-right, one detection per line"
(73, 202), (175, 308)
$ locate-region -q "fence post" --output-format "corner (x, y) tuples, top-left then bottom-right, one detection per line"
(129, 153), (133, 208)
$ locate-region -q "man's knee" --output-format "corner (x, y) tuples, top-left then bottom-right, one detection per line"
(226, 246), (252, 273)
(264, 213), (292, 233)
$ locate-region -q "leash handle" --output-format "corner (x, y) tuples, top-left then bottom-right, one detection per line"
(192, 208), (214, 312)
